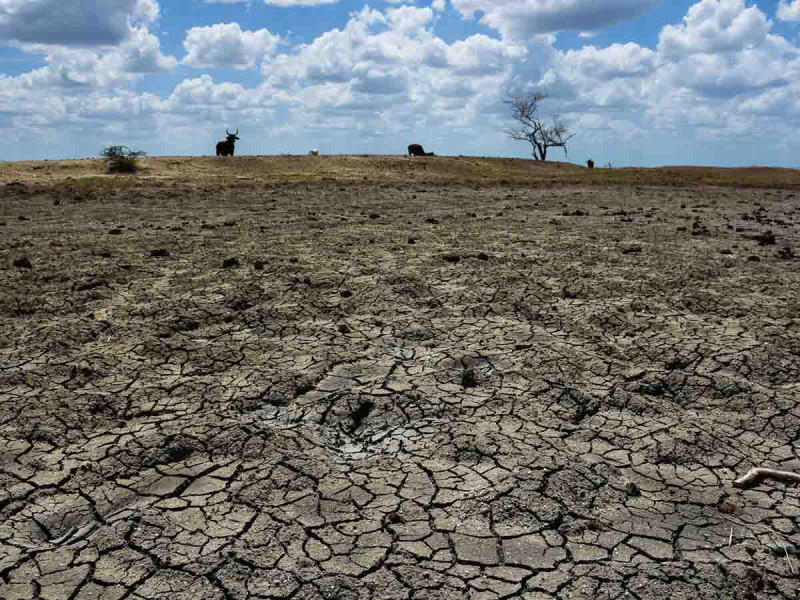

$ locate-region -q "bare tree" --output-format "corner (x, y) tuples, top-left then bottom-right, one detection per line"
(504, 93), (575, 161)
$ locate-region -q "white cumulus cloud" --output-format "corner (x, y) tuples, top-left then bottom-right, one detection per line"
(777, 0), (800, 21)
(0, 0), (160, 46)
(183, 23), (282, 69)
(449, 0), (660, 40)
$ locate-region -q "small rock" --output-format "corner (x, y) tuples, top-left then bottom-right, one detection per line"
(53, 199), (60, 206)
(461, 367), (478, 388)
(622, 244), (642, 255)
(476, 252), (489, 261)
(562, 287), (578, 299)
(108, 228), (122, 235)
(13, 257), (32, 269)
(18, 215), (29, 221)
(777, 246), (794, 260)
(757, 231), (776, 246)
(254, 260), (265, 270)
(73, 278), (106, 292)
(443, 254), (461, 263)
(201, 223), (216, 230)
(369, 213), (380, 219)
(223, 219), (236, 227)
(426, 217), (439, 224)
(625, 481), (641, 497)
(340, 290), (352, 298)
(222, 257), (239, 269)
(747, 255), (761, 262)
(289, 257), (298, 263)
(338, 323), (351, 334)
(408, 237), (416, 245)
(150, 249), (170, 257)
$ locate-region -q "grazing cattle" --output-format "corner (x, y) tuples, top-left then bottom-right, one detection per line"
(587, 159), (595, 169)
(408, 143), (435, 157)
(308, 149), (319, 156)
(216, 129), (239, 157)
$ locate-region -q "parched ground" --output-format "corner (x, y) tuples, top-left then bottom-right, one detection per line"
(2, 156), (800, 599)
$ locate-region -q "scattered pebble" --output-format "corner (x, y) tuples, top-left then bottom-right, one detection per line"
(625, 481), (641, 497)
(150, 249), (170, 257)
(461, 367), (478, 388)
(108, 228), (122, 235)
(222, 257), (239, 268)
(13, 257), (32, 269)
(443, 254), (461, 263)
(340, 290), (353, 298)
(757, 231), (776, 246)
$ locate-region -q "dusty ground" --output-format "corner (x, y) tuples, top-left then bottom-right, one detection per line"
(1, 156), (800, 599)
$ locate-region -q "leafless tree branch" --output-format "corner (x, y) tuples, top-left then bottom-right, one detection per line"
(505, 93), (575, 161)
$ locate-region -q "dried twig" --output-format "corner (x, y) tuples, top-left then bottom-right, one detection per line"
(734, 468), (800, 488)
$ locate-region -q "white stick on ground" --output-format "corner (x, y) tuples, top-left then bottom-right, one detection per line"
(734, 468), (800, 488)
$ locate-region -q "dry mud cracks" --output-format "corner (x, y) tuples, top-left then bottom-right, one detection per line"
(2, 179), (800, 599)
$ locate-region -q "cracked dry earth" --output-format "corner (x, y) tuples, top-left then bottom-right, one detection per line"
(2, 178), (800, 600)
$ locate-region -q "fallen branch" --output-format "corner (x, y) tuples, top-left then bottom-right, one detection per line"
(734, 468), (800, 489)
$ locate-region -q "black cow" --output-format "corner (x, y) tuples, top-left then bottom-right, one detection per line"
(587, 159), (595, 169)
(216, 129), (239, 157)
(408, 143), (435, 157)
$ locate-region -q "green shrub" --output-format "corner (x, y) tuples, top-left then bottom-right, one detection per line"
(100, 145), (147, 173)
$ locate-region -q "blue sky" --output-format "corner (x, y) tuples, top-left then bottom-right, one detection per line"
(1, 0), (800, 166)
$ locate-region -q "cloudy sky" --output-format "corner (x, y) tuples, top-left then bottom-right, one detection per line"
(1, 0), (799, 166)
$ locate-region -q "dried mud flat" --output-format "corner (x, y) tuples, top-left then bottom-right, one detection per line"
(2, 157), (800, 599)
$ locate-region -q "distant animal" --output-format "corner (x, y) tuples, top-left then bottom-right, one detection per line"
(587, 159), (595, 169)
(408, 144), (435, 157)
(216, 129), (239, 157)
(308, 149), (319, 156)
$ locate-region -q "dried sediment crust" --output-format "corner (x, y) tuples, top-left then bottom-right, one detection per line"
(1, 180), (799, 599)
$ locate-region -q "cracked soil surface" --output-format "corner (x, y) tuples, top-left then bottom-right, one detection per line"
(2, 156), (800, 599)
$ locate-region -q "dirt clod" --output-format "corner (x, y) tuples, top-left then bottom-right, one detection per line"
(461, 367), (478, 388)
(758, 231), (776, 245)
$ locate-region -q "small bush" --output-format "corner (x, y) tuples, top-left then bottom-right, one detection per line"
(100, 145), (147, 173)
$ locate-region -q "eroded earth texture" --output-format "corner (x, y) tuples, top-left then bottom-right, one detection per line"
(2, 180), (800, 599)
